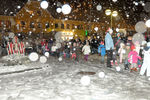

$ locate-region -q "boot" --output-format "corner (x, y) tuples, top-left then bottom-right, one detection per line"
(134, 68), (138, 72)
(124, 64), (128, 70)
(130, 68), (134, 72)
(115, 60), (118, 66)
(111, 60), (113, 66)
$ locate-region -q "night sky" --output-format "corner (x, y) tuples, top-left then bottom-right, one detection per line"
(0, 0), (150, 25)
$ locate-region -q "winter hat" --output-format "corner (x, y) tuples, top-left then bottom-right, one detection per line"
(106, 28), (113, 34)
(116, 32), (120, 36)
(147, 42), (150, 47)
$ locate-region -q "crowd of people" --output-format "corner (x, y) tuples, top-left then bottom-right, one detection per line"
(0, 29), (150, 77)
(105, 28), (150, 77)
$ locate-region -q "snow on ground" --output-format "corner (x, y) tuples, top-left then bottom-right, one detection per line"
(0, 55), (150, 100)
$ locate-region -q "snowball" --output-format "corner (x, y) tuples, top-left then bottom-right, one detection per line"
(56, 43), (61, 48)
(62, 4), (72, 15)
(58, 57), (62, 62)
(142, 41), (147, 45)
(57, 2), (62, 6)
(144, 2), (150, 12)
(145, 19), (150, 27)
(28, 52), (39, 62)
(94, 27), (98, 31)
(56, 8), (62, 13)
(132, 33), (145, 45)
(135, 21), (147, 33)
(55, 32), (63, 43)
(96, 5), (102, 11)
(44, 52), (49, 58)
(80, 76), (91, 86)
(116, 66), (121, 72)
(112, 0), (117, 2)
(98, 72), (105, 78)
(116, 28), (119, 32)
(40, 1), (48, 9)
(17, 6), (21, 9)
(40, 56), (47, 63)
(9, 32), (15, 38)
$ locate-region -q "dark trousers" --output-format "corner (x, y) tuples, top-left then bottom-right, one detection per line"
(106, 50), (113, 67)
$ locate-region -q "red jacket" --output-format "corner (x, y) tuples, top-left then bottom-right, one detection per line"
(128, 51), (141, 63)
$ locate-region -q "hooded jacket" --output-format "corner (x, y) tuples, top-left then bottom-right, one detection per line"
(128, 51), (141, 63)
(105, 32), (114, 50)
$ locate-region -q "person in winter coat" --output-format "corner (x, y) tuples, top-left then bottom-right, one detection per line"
(114, 32), (122, 52)
(51, 43), (58, 57)
(140, 42), (150, 77)
(105, 28), (114, 68)
(111, 47), (118, 66)
(98, 41), (106, 64)
(128, 48), (142, 72)
(75, 42), (81, 61)
(124, 43), (131, 70)
(64, 42), (71, 58)
(118, 42), (126, 64)
(82, 41), (91, 61)
(71, 42), (77, 60)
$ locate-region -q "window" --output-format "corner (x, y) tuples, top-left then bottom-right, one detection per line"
(37, 11), (41, 16)
(77, 25), (80, 29)
(80, 25), (83, 29)
(45, 22), (49, 28)
(0, 20), (4, 27)
(61, 24), (64, 29)
(66, 24), (70, 29)
(86, 25), (90, 30)
(6, 20), (11, 28)
(0, 20), (2, 27)
(21, 21), (25, 26)
(72, 24), (75, 29)
(55, 23), (58, 29)
(38, 22), (42, 28)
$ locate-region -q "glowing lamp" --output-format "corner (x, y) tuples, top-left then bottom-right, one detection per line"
(112, 11), (118, 17)
(105, 9), (111, 15)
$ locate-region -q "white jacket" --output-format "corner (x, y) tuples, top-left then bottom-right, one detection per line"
(140, 48), (150, 76)
(51, 46), (58, 52)
(82, 45), (91, 55)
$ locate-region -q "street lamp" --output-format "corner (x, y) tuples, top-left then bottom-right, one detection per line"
(105, 9), (118, 28)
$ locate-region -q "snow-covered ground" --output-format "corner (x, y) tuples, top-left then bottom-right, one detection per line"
(0, 55), (150, 100)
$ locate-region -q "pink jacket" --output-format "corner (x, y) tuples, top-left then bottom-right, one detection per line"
(128, 51), (141, 63)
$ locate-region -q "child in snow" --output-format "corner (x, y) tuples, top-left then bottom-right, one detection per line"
(98, 41), (106, 64)
(51, 43), (58, 57)
(82, 41), (91, 61)
(111, 47), (118, 66)
(71, 42), (77, 60)
(118, 43), (126, 64)
(140, 42), (150, 77)
(128, 48), (142, 72)
(124, 43), (131, 70)
(64, 42), (71, 58)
